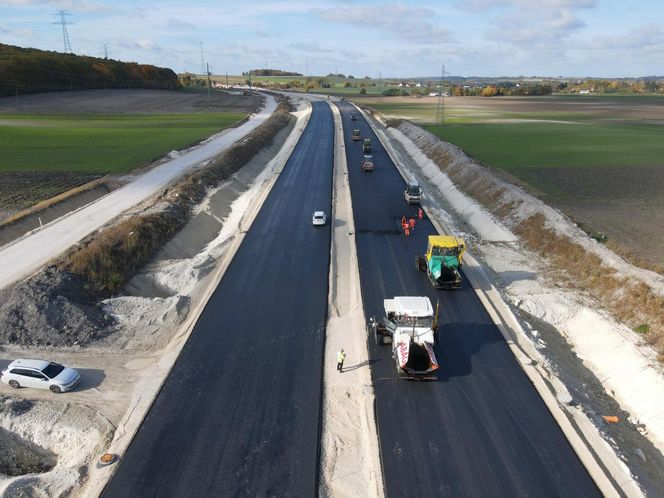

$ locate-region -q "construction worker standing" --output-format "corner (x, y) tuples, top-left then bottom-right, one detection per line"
(337, 349), (347, 372)
(418, 207), (424, 220)
(409, 217), (416, 231)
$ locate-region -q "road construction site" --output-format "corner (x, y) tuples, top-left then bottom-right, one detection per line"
(0, 89), (663, 497)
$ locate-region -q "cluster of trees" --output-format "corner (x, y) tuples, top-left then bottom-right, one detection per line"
(0, 44), (180, 98)
(560, 78), (664, 95)
(447, 83), (554, 97)
(245, 69), (302, 76)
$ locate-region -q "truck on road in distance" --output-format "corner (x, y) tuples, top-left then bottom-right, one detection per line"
(352, 128), (361, 141)
(361, 155), (374, 172)
(369, 296), (439, 380)
(416, 235), (466, 289)
(363, 138), (372, 153)
(351, 112), (357, 121)
(404, 181), (422, 204)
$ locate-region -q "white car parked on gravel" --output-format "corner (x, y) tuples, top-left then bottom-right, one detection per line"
(1, 359), (80, 394)
(312, 211), (327, 226)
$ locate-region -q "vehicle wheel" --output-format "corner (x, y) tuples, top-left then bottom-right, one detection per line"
(50, 385), (61, 394)
(8, 380), (19, 389)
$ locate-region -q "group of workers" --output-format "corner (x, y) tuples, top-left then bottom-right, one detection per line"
(401, 208), (424, 236)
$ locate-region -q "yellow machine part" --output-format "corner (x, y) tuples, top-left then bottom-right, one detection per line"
(426, 235), (466, 263)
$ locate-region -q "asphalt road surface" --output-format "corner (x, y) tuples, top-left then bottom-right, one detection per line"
(102, 101), (334, 497)
(337, 102), (601, 498)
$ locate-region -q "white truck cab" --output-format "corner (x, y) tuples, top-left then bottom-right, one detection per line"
(370, 296), (439, 379)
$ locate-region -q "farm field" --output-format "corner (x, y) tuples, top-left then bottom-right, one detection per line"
(354, 95), (664, 268)
(0, 89), (252, 219)
(0, 112), (245, 173)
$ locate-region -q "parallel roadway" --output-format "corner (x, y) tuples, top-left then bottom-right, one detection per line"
(337, 101), (600, 497)
(102, 101), (334, 497)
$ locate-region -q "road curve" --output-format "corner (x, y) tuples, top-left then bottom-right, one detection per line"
(337, 101), (601, 497)
(0, 94), (277, 291)
(101, 101), (334, 497)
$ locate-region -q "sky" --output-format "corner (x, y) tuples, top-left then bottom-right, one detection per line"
(1, 0), (663, 78)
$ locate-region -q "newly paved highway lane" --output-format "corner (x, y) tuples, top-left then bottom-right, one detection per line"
(102, 102), (334, 497)
(337, 102), (601, 497)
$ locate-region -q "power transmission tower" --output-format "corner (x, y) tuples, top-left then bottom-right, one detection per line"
(200, 41), (205, 76)
(102, 43), (109, 59)
(53, 10), (73, 53)
(435, 65), (445, 125)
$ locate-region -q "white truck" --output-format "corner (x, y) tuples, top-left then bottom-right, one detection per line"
(369, 296), (439, 380)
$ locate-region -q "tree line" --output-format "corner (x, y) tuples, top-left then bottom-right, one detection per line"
(0, 43), (181, 98)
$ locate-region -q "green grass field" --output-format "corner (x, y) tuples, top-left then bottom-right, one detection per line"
(0, 112), (245, 173)
(424, 122), (664, 170)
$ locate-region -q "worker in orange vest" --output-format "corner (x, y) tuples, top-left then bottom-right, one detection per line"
(409, 217), (416, 231)
(404, 225), (410, 236)
(401, 215), (407, 226)
(418, 207), (423, 220)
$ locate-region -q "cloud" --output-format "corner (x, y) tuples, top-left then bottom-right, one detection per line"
(289, 41), (334, 53)
(167, 18), (195, 30)
(586, 24), (664, 51)
(0, 24), (33, 37)
(311, 4), (451, 44)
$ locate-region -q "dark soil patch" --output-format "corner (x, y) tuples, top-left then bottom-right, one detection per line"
(0, 267), (115, 347)
(0, 426), (57, 477)
(0, 172), (103, 220)
(0, 182), (115, 245)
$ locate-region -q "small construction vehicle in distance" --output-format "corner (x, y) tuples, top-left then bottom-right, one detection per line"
(361, 155), (374, 172)
(404, 181), (422, 204)
(368, 296), (439, 380)
(363, 138), (372, 153)
(352, 129), (361, 141)
(416, 235), (466, 289)
(351, 112), (357, 121)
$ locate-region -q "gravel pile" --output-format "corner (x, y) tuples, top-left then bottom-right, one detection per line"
(0, 267), (115, 347)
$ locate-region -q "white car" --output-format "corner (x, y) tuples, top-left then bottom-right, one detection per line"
(312, 211), (326, 226)
(1, 359), (80, 394)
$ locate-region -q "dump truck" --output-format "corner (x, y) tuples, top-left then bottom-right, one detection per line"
(369, 296), (439, 380)
(352, 129), (361, 141)
(416, 235), (466, 289)
(361, 155), (374, 172)
(363, 138), (372, 153)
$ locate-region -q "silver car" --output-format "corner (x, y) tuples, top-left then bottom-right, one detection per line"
(1, 358), (80, 394)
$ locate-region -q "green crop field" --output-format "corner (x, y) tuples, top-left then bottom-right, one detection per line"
(424, 122), (664, 171)
(0, 112), (245, 173)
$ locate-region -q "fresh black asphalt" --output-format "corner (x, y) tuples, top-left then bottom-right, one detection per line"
(102, 101), (334, 497)
(337, 101), (601, 497)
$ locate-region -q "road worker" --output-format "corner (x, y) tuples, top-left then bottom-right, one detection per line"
(418, 207), (423, 220)
(337, 349), (347, 372)
(409, 217), (416, 231)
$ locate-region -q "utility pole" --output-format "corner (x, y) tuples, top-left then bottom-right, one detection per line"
(435, 64), (445, 126)
(225, 71), (229, 89)
(207, 63), (212, 106)
(53, 10), (73, 53)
